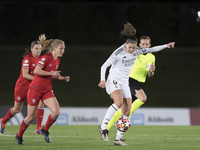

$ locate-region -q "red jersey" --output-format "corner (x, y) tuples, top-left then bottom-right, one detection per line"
(29, 52), (60, 92)
(15, 52), (42, 89)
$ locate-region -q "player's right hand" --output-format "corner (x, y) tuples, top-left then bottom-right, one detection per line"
(98, 80), (106, 88)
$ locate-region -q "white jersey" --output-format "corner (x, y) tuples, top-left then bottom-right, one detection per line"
(100, 44), (167, 82)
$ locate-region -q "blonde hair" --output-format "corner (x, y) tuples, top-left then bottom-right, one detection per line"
(38, 34), (64, 52)
(120, 22), (138, 44)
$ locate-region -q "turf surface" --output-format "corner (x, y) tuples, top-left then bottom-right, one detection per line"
(0, 125), (200, 150)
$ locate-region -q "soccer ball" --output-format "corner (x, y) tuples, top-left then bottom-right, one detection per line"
(116, 116), (131, 132)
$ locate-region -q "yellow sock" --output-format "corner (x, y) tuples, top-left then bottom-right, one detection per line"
(128, 99), (144, 118)
(107, 108), (122, 131)
(107, 99), (144, 131)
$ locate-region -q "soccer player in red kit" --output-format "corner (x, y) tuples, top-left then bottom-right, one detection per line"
(15, 34), (70, 145)
(0, 41), (45, 135)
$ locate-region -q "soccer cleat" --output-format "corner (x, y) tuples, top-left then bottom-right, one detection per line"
(15, 133), (24, 145)
(114, 139), (127, 146)
(0, 118), (6, 134)
(35, 128), (44, 135)
(98, 125), (109, 142)
(41, 127), (51, 143)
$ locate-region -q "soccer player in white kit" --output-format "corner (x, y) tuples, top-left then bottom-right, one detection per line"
(98, 22), (175, 145)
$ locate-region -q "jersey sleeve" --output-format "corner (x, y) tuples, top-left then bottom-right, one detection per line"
(136, 44), (167, 55)
(100, 52), (117, 81)
(37, 55), (50, 69)
(22, 56), (31, 69)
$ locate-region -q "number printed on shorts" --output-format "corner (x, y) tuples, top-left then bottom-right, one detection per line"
(113, 80), (118, 85)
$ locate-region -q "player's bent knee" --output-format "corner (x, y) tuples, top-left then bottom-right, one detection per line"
(52, 111), (60, 119)
(140, 96), (147, 103)
(13, 108), (22, 114)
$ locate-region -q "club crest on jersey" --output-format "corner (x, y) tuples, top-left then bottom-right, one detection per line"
(133, 52), (136, 56)
(24, 59), (29, 63)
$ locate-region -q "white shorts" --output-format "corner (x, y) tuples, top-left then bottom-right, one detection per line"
(106, 77), (131, 98)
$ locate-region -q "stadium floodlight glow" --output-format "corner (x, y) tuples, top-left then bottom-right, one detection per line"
(198, 11), (200, 17)
(197, 11), (200, 22)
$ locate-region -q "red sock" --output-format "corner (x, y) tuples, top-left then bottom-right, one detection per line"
(44, 114), (56, 131)
(36, 107), (44, 129)
(2, 108), (15, 124)
(17, 120), (29, 137)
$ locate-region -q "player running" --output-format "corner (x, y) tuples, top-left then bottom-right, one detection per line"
(98, 22), (175, 145)
(0, 41), (45, 135)
(15, 34), (70, 145)
(107, 36), (156, 145)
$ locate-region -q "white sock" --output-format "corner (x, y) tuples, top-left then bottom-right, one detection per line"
(122, 115), (128, 119)
(115, 130), (124, 140)
(101, 104), (119, 130)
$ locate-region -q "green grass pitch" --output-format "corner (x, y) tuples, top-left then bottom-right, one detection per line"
(0, 125), (200, 150)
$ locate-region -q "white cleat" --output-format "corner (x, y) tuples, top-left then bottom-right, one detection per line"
(114, 139), (127, 146)
(98, 125), (109, 142)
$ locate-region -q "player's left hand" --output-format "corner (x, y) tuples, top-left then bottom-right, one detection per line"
(149, 63), (155, 72)
(167, 42), (175, 48)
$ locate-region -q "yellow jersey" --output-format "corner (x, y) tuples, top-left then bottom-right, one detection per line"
(129, 53), (155, 83)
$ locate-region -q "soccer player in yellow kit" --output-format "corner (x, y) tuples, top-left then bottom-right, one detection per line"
(107, 36), (155, 145)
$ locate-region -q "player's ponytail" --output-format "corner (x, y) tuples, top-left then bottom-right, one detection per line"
(38, 34), (53, 51)
(38, 34), (64, 52)
(120, 22), (138, 44)
(23, 41), (40, 58)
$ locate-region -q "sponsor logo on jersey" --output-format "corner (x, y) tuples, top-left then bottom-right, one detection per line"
(123, 56), (126, 58)
(24, 59), (29, 63)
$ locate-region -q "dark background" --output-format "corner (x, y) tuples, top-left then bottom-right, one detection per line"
(0, 0), (200, 108)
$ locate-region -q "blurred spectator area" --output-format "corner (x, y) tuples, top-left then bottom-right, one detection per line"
(0, 1), (200, 46)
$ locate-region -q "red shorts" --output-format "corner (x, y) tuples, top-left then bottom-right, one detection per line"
(14, 87), (28, 103)
(27, 87), (55, 106)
